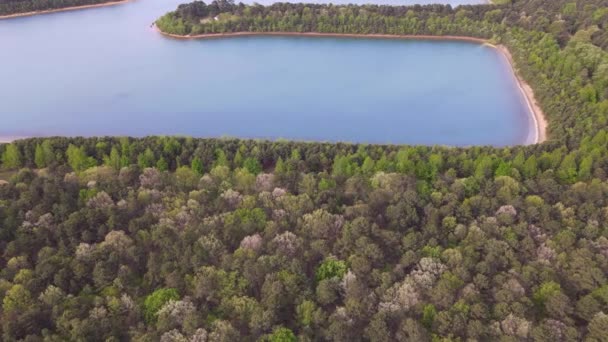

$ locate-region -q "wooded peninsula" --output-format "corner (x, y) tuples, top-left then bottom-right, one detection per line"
(2, 0), (608, 341)
(0, 0), (127, 18)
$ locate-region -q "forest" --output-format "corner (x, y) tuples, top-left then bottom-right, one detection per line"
(1, 0), (608, 340)
(0, 0), (123, 16)
(2, 132), (608, 341)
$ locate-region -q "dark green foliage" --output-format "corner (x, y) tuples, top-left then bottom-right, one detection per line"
(0, 135), (607, 340)
(243, 157), (262, 175)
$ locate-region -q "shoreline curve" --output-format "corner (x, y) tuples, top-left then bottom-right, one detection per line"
(0, 136), (28, 144)
(491, 44), (547, 144)
(0, 0), (130, 20)
(155, 27), (547, 145)
(155, 28), (490, 44)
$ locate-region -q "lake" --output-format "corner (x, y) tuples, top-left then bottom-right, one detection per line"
(0, 0), (534, 146)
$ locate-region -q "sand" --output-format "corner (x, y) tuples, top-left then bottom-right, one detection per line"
(492, 44), (547, 144)
(155, 28), (548, 144)
(0, 136), (27, 143)
(0, 0), (130, 20)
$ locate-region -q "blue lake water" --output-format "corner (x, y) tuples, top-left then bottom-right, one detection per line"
(0, 0), (534, 146)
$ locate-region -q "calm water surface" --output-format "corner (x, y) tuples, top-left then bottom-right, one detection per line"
(0, 0), (534, 146)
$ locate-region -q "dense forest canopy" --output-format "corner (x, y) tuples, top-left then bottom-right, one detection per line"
(2, 132), (608, 340)
(3, 0), (608, 340)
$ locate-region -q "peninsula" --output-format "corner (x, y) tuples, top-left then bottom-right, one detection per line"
(0, 0), (130, 19)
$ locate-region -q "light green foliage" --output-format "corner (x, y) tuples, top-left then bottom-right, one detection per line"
(494, 161), (511, 177)
(162, 137), (181, 156)
(191, 156), (204, 175)
(234, 168), (255, 192)
(138, 148), (156, 168)
(332, 155), (356, 178)
(103, 146), (122, 170)
(361, 156), (375, 174)
(561, 2), (577, 16)
(2, 284), (32, 313)
(243, 157), (262, 175)
(266, 327), (297, 342)
(318, 177), (336, 191)
(533, 281), (562, 307)
(176, 166), (199, 190)
(315, 257), (347, 282)
(297, 300), (316, 327)
(1, 144), (23, 169)
(223, 208), (267, 245)
(34, 144), (45, 168)
(588, 312), (608, 340)
(422, 245), (442, 258)
(143, 288), (179, 323)
(214, 149), (228, 167)
(66, 144), (96, 172)
(156, 157), (169, 171)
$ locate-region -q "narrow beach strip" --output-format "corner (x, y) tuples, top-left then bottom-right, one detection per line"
(0, 0), (130, 20)
(155, 27), (548, 144)
(491, 44), (547, 144)
(0, 136), (27, 144)
(155, 28), (489, 44)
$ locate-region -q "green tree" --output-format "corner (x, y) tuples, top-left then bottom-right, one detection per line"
(67, 144), (96, 172)
(34, 144), (46, 168)
(316, 257), (347, 282)
(143, 288), (179, 323)
(533, 281), (562, 309)
(422, 304), (436, 328)
(2, 284), (32, 314)
(156, 157), (169, 171)
(243, 157), (262, 175)
(103, 146), (121, 170)
(266, 327), (296, 342)
(214, 149), (228, 167)
(191, 156), (204, 175)
(1, 144), (22, 169)
(176, 166), (199, 190)
(297, 300), (316, 327)
(137, 148), (156, 168)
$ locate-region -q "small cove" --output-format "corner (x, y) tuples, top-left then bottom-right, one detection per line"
(0, 0), (533, 146)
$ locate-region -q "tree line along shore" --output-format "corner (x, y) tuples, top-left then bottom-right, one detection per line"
(2, 0), (608, 340)
(0, 0), (130, 18)
(155, 0), (608, 147)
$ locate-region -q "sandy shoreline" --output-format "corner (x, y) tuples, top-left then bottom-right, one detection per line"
(0, 0), (130, 20)
(155, 27), (547, 144)
(0, 136), (28, 144)
(156, 28), (489, 44)
(492, 44), (547, 144)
